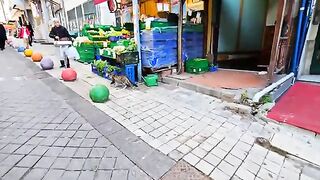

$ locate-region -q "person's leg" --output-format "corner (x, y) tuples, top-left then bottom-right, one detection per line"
(28, 36), (32, 46)
(58, 46), (65, 68)
(62, 45), (70, 68)
(0, 40), (5, 50)
(24, 38), (29, 49)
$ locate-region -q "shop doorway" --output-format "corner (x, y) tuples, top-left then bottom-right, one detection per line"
(211, 0), (294, 74)
(217, 0), (268, 71)
(310, 24), (320, 74)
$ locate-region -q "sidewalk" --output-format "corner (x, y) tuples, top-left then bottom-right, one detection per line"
(0, 49), (153, 180)
(23, 43), (320, 179)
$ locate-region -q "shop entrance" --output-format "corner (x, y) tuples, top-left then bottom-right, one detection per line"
(211, 0), (289, 73)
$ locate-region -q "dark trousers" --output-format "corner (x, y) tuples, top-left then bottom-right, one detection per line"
(0, 40), (5, 50)
(28, 36), (33, 46)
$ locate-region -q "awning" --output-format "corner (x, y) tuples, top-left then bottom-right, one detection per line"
(94, 0), (107, 5)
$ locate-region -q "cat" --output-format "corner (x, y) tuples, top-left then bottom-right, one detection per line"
(110, 73), (138, 89)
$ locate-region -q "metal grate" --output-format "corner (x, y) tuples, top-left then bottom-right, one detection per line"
(161, 160), (211, 180)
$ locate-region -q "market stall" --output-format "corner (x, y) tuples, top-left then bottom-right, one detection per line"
(73, 0), (207, 85)
(74, 23), (139, 83)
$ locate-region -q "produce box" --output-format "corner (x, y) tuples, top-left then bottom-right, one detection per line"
(185, 58), (209, 74)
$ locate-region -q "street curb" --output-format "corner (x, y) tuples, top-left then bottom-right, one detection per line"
(13, 48), (176, 180)
(162, 77), (238, 102)
(162, 77), (253, 116)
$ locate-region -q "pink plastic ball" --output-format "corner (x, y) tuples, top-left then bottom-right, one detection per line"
(61, 68), (77, 81)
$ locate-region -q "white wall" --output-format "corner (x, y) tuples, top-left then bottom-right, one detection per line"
(0, 0), (10, 22)
(298, 23), (319, 77)
(98, 2), (116, 26)
(266, 0), (278, 26)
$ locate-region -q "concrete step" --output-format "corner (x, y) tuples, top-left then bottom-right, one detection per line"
(271, 131), (320, 166)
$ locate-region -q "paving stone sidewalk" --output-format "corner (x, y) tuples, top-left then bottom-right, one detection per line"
(0, 49), (159, 180)
(20, 44), (320, 180)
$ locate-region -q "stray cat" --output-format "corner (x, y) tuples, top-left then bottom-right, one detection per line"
(110, 73), (138, 89)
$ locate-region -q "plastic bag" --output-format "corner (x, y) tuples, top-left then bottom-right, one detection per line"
(65, 46), (80, 60)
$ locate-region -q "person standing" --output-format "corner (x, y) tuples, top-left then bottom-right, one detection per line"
(18, 24), (30, 49)
(26, 22), (34, 46)
(0, 22), (7, 51)
(49, 18), (72, 68)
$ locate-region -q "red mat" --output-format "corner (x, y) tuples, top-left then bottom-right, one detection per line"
(267, 82), (320, 134)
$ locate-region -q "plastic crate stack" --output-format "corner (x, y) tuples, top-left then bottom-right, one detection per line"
(140, 27), (178, 69)
(183, 31), (204, 60)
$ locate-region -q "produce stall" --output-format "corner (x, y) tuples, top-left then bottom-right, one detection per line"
(72, 0), (206, 84)
(75, 24), (139, 83)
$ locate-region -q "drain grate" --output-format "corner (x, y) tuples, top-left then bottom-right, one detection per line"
(161, 160), (211, 180)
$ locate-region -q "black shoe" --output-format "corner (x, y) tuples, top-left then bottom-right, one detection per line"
(60, 60), (65, 68)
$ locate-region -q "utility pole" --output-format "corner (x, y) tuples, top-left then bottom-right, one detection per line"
(177, 0), (185, 74)
(0, 0), (7, 22)
(132, 0), (142, 82)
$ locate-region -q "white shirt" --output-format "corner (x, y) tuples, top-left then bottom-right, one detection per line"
(23, 28), (28, 39)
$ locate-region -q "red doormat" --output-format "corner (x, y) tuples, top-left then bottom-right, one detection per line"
(267, 82), (320, 134)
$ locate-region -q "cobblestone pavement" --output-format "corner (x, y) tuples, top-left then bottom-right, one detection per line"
(17, 44), (320, 180)
(0, 49), (160, 179)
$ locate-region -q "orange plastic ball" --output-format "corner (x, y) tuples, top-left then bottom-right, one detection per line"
(31, 52), (43, 62)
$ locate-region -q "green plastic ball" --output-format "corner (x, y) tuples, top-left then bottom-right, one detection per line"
(89, 84), (110, 103)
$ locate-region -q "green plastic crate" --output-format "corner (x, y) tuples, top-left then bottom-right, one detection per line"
(186, 58), (209, 74)
(144, 74), (158, 87)
(117, 40), (130, 47)
(77, 47), (95, 63)
(88, 34), (108, 41)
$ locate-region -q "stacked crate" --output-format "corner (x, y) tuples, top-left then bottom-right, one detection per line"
(140, 27), (178, 69)
(183, 31), (204, 60)
(140, 25), (204, 69)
